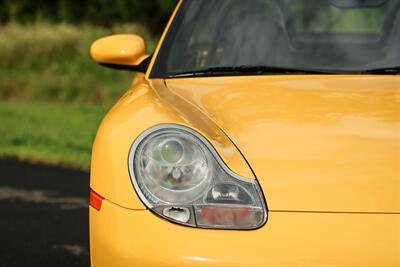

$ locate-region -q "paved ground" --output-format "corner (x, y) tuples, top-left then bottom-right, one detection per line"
(0, 159), (90, 267)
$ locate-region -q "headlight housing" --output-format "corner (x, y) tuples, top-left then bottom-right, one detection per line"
(128, 125), (267, 230)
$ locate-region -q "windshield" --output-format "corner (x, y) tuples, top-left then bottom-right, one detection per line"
(151, 0), (400, 78)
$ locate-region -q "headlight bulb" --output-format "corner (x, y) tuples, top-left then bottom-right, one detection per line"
(160, 138), (184, 163)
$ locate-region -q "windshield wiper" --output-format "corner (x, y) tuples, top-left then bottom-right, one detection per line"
(362, 66), (400, 74)
(168, 65), (334, 78)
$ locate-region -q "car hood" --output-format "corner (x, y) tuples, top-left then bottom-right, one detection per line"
(165, 75), (400, 213)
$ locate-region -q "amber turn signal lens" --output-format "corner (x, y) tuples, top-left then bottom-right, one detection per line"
(90, 190), (104, 211)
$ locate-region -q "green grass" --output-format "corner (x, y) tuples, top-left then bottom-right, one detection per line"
(0, 101), (110, 170)
(0, 23), (155, 169)
(0, 23), (154, 105)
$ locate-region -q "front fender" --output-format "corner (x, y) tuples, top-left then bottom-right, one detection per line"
(90, 78), (254, 209)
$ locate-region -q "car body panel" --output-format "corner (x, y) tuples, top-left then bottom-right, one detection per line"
(90, 1), (400, 265)
(166, 75), (400, 213)
(90, 200), (400, 267)
(90, 77), (254, 210)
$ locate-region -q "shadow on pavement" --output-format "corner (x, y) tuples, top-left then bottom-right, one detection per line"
(0, 159), (90, 267)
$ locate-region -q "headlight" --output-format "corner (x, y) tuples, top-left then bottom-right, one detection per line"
(128, 125), (267, 229)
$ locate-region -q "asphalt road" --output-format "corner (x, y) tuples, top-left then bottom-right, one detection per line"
(0, 159), (90, 267)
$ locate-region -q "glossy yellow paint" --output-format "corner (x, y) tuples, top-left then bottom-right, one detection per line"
(90, 201), (400, 267)
(166, 75), (400, 213)
(90, 73), (400, 266)
(90, 78), (254, 210)
(91, 34), (148, 66)
(90, 0), (399, 265)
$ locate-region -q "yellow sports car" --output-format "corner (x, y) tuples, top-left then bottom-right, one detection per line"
(89, 0), (400, 266)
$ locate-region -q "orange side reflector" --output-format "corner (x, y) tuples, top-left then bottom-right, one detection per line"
(90, 190), (104, 211)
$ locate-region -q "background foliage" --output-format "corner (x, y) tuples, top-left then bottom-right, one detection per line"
(0, 0), (178, 169)
(0, 0), (178, 34)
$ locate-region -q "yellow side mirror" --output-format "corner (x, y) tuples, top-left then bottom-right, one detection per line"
(90, 34), (150, 72)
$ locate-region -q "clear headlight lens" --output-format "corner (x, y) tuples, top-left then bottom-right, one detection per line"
(129, 125), (267, 230)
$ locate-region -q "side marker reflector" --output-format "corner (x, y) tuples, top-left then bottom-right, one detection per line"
(90, 190), (104, 211)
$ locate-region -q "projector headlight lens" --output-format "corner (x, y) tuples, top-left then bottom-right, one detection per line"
(129, 125), (267, 229)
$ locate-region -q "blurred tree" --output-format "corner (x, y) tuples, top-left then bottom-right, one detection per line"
(0, 0), (178, 34)
(58, 0), (71, 23)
